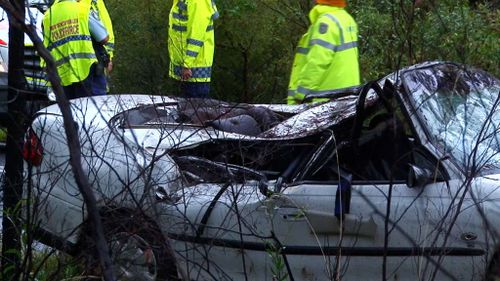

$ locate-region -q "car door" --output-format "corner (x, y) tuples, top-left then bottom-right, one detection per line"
(267, 154), (486, 281)
(269, 179), (484, 281)
(265, 80), (488, 280)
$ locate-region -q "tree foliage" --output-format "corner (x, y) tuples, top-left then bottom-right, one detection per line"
(106, 0), (498, 102)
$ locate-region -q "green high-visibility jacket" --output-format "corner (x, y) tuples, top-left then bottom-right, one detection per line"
(287, 5), (360, 105)
(42, 0), (97, 86)
(168, 0), (219, 82)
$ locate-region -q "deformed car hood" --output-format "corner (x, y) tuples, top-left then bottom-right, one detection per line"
(125, 94), (370, 152)
(259, 95), (359, 138)
(36, 91), (375, 151)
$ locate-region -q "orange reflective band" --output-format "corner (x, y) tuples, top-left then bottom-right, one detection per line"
(315, 0), (346, 8)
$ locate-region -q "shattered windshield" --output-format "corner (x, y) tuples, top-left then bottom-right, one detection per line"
(404, 63), (500, 172)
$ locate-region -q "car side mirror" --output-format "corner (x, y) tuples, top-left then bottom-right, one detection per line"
(407, 164), (434, 188)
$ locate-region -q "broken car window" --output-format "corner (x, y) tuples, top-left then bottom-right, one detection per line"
(405, 64), (500, 172)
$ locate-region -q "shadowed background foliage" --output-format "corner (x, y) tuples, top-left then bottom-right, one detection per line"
(105, 0), (499, 103)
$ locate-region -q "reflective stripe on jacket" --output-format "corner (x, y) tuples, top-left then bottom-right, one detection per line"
(287, 5), (360, 105)
(168, 0), (218, 82)
(43, 0), (97, 86)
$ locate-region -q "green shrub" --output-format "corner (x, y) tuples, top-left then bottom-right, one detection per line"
(28, 250), (82, 281)
(0, 127), (6, 142)
(105, 0), (172, 96)
(105, 0), (499, 102)
(352, 0), (499, 80)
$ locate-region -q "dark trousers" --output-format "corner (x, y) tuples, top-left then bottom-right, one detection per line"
(178, 81), (210, 98)
(63, 64), (107, 99)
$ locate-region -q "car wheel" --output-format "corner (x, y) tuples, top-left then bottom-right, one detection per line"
(80, 210), (179, 281)
(486, 248), (500, 281)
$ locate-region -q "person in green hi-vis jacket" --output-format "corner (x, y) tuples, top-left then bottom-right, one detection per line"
(287, 0), (360, 105)
(168, 0), (219, 98)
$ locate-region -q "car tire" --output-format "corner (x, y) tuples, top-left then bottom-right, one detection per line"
(486, 248), (500, 281)
(79, 210), (179, 281)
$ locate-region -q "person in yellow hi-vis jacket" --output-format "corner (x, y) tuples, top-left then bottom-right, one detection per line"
(168, 0), (219, 98)
(89, 0), (115, 73)
(42, 0), (109, 99)
(86, 0), (114, 93)
(287, 0), (360, 105)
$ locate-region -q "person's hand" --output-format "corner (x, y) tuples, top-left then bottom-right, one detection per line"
(106, 60), (113, 74)
(181, 67), (192, 80)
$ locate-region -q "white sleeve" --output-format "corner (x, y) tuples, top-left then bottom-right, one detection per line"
(89, 10), (108, 42)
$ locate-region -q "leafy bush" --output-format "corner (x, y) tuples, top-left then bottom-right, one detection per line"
(214, 0), (308, 103)
(0, 127), (6, 142)
(28, 250), (82, 281)
(352, 0), (499, 80)
(105, 0), (172, 96)
(105, 0), (499, 102)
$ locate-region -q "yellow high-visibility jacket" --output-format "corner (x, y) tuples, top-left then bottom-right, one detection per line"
(168, 0), (219, 82)
(287, 5), (360, 105)
(42, 0), (97, 86)
(89, 0), (115, 58)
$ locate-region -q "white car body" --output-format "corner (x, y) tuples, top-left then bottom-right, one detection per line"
(24, 62), (500, 281)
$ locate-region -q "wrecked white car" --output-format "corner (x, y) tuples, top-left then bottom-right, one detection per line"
(23, 61), (500, 281)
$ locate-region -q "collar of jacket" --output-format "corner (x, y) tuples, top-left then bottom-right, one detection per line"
(309, 5), (344, 23)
